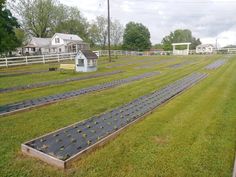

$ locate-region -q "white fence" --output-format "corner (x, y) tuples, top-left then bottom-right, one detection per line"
(0, 53), (76, 67)
(98, 50), (173, 56)
(1, 49), (225, 68)
(0, 50), (173, 68)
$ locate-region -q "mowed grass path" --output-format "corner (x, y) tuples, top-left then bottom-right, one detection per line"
(0, 55), (213, 105)
(0, 55), (235, 177)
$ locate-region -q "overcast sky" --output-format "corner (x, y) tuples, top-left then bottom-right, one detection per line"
(60, 0), (236, 47)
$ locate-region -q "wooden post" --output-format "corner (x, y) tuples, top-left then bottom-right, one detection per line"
(173, 44), (176, 55)
(5, 57), (8, 67)
(57, 54), (60, 62)
(43, 55), (45, 64)
(187, 44), (190, 55)
(25, 56), (28, 64)
(70, 54), (73, 60)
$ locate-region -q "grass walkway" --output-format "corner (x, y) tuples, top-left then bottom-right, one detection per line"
(0, 55), (234, 177)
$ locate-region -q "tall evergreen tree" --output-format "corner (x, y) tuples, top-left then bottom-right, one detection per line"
(0, 0), (20, 55)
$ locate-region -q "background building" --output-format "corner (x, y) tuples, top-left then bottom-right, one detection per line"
(24, 33), (90, 55)
(196, 44), (215, 54)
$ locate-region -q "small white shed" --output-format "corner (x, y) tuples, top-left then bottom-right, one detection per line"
(75, 50), (98, 72)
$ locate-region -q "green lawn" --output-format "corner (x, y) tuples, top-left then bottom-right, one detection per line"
(0, 54), (235, 177)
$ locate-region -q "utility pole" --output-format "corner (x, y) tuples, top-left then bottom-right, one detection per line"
(107, 0), (111, 62)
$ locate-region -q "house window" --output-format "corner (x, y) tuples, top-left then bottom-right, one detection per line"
(31, 48), (35, 51)
(55, 38), (60, 43)
(78, 59), (84, 66)
(59, 48), (61, 53)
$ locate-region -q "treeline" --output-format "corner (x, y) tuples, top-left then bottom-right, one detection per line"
(4, 0), (152, 52)
(0, 0), (202, 55)
(10, 0), (124, 49)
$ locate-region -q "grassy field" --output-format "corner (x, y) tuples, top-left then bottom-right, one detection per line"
(0, 54), (235, 177)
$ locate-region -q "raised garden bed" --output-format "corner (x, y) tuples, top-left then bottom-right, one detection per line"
(205, 59), (227, 70)
(0, 70), (123, 93)
(21, 72), (208, 169)
(0, 71), (160, 116)
(0, 70), (52, 77)
(168, 61), (194, 69)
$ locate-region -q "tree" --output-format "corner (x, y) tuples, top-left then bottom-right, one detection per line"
(123, 22), (151, 51)
(110, 20), (124, 46)
(88, 17), (124, 49)
(52, 6), (89, 40)
(153, 44), (163, 50)
(90, 16), (108, 49)
(14, 28), (27, 46)
(191, 37), (201, 50)
(0, 0), (20, 55)
(161, 29), (201, 51)
(12, 0), (56, 37)
(88, 23), (101, 47)
(11, 0), (90, 40)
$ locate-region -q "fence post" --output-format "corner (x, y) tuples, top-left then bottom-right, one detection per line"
(57, 54), (60, 62)
(43, 55), (45, 64)
(70, 54), (73, 60)
(5, 57), (8, 67)
(25, 56), (28, 65)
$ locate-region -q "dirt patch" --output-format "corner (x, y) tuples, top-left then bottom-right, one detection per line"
(152, 136), (169, 145)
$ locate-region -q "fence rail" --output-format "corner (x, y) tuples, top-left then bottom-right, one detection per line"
(0, 50), (174, 68)
(0, 49), (232, 68)
(0, 53), (76, 68)
(98, 50), (173, 56)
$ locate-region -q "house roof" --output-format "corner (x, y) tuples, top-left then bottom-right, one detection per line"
(81, 50), (98, 59)
(54, 33), (83, 41)
(26, 37), (51, 48)
(197, 44), (214, 48)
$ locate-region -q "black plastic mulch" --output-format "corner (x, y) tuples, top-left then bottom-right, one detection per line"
(24, 72), (207, 161)
(205, 59), (227, 70)
(0, 70), (123, 93)
(0, 70), (52, 77)
(0, 71), (160, 116)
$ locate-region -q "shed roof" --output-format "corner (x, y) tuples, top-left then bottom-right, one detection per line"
(81, 50), (98, 59)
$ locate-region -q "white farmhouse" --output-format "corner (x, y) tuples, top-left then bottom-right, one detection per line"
(24, 37), (51, 55)
(196, 44), (214, 54)
(75, 50), (98, 72)
(24, 33), (90, 55)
